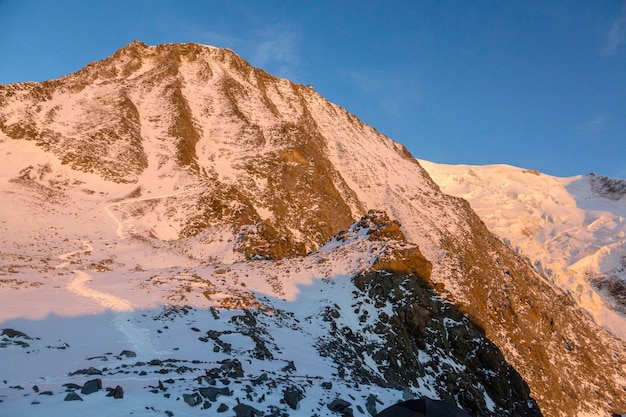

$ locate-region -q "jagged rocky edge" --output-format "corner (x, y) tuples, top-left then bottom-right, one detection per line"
(313, 212), (541, 416)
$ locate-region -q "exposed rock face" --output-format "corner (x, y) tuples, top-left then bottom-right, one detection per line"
(435, 203), (626, 416)
(589, 173), (626, 201)
(0, 41), (358, 257)
(316, 213), (541, 416)
(1, 41), (625, 416)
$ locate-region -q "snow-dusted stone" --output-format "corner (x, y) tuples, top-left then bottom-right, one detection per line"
(64, 392), (83, 401)
(70, 367), (103, 376)
(233, 403), (262, 417)
(183, 392), (202, 407)
(218, 359), (244, 378)
(0, 328), (33, 348)
(81, 378), (102, 395)
(1, 329), (31, 339)
(106, 385), (124, 399)
(366, 394), (383, 416)
(328, 398), (353, 414)
(251, 372), (268, 386)
(281, 360), (296, 373)
(198, 386), (230, 401)
(283, 386), (303, 410)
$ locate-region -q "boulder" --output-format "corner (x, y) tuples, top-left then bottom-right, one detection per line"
(219, 359), (244, 378)
(366, 394), (383, 416)
(81, 378), (102, 395)
(198, 386), (230, 401)
(281, 361), (296, 373)
(64, 392), (83, 401)
(233, 403), (262, 417)
(328, 398), (353, 414)
(106, 385), (124, 399)
(183, 392), (202, 407)
(251, 373), (268, 386)
(70, 367), (102, 376)
(283, 386), (303, 410)
(63, 383), (82, 391)
(1, 328), (31, 339)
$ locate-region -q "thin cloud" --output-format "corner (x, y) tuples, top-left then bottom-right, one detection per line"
(167, 16), (303, 81)
(250, 23), (301, 81)
(341, 68), (419, 117)
(195, 31), (242, 49)
(577, 115), (607, 137)
(341, 69), (384, 93)
(603, 2), (626, 55)
(157, 14), (243, 50)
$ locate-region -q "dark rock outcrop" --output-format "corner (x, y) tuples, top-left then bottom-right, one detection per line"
(283, 386), (303, 410)
(64, 392), (83, 401)
(103, 385), (124, 399)
(81, 378), (102, 395)
(1, 328), (31, 339)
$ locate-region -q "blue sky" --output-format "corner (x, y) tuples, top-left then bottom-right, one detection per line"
(1, 1), (625, 178)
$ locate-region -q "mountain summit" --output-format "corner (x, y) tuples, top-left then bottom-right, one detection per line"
(1, 41), (625, 417)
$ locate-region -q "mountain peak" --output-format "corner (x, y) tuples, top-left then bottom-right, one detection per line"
(120, 39), (151, 52)
(1, 42), (626, 417)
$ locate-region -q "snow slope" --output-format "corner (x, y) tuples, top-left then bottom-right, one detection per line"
(1, 41), (625, 416)
(0, 135), (526, 415)
(0, 169), (512, 416)
(419, 160), (626, 340)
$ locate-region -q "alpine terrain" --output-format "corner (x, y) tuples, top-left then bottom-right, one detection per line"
(419, 161), (626, 342)
(0, 41), (624, 417)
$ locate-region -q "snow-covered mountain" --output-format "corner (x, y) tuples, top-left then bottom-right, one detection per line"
(419, 161), (626, 341)
(1, 41), (625, 417)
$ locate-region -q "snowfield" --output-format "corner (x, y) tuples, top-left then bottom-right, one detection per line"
(419, 160), (626, 340)
(0, 141), (456, 415)
(0, 186), (401, 416)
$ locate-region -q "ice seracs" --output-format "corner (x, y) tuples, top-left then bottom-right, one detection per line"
(419, 160), (626, 340)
